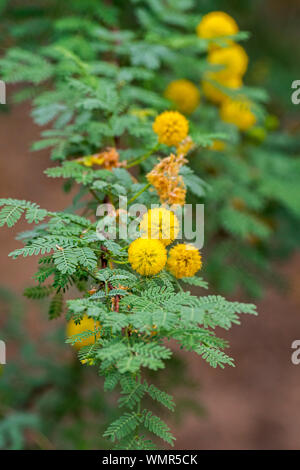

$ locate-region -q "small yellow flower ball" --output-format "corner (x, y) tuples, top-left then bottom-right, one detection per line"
(140, 207), (180, 246)
(128, 238), (167, 276)
(153, 111), (189, 147)
(220, 98), (256, 131)
(164, 79), (200, 114)
(202, 73), (242, 104)
(196, 11), (239, 42)
(66, 315), (101, 350)
(209, 140), (226, 151)
(167, 244), (202, 279)
(208, 44), (249, 79)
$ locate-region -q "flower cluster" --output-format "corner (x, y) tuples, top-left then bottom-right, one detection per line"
(128, 208), (202, 279)
(147, 153), (187, 206)
(197, 11), (256, 131)
(78, 147), (123, 170)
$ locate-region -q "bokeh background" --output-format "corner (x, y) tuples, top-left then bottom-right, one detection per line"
(1, 0), (300, 449)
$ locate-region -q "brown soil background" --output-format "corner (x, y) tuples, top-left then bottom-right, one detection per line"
(1, 96), (300, 450)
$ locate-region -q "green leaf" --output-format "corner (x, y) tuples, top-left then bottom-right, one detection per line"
(23, 285), (54, 299)
(180, 276), (208, 288)
(143, 411), (175, 446)
(146, 384), (175, 411)
(75, 247), (97, 270)
(0, 205), (24, 227)
(103, 413), (139, 442)
(53, 247), (78, 274)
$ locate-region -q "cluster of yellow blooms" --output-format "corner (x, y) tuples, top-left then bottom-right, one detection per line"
(161, 11), (256, 141)
(128, 208), (202, 278)
(65, 12), (261, 359)
(197, 11), (256, 131)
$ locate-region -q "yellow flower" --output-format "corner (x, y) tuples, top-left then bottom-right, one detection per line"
(220, 98), (256, 131)
(208, 44), (248, 78)
(128, 238), (167, 276)
(209, 140), (226, 151)
(164, 79), (200, 114)
(77, 155), (97, 167)
(140, 208), (179, 246)
(153, 111), (189, 147)
(196, 11), (238, 44)
(167, 244), (202, 278)
(66, 315), (101, 350)
(202, 73), (242, 104)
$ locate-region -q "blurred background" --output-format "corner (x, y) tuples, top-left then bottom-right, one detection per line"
(0, 0), (300, 449)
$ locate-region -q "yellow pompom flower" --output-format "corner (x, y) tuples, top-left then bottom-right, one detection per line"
(128, 238), (167, 276)
(220, 98), (256, 131)
(67, 315), (101, 350)
(164, 79), (200, 115)
(140, 207), (179, 246)
(196, 11), (238, 42)
(208, 44), (249, 79)
(167, 244), (202, 279)
(202, 73), (242, 104)
(153, 111), (189, 147)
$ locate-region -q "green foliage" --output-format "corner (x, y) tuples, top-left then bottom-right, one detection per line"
(1, 0), (299, 296)
(0, 413), (40, 450)
(24, 285), (54, 299)
(0, 287), (120, 450)
(7, 0), (300, 450)
(0, 192), (257, 448)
